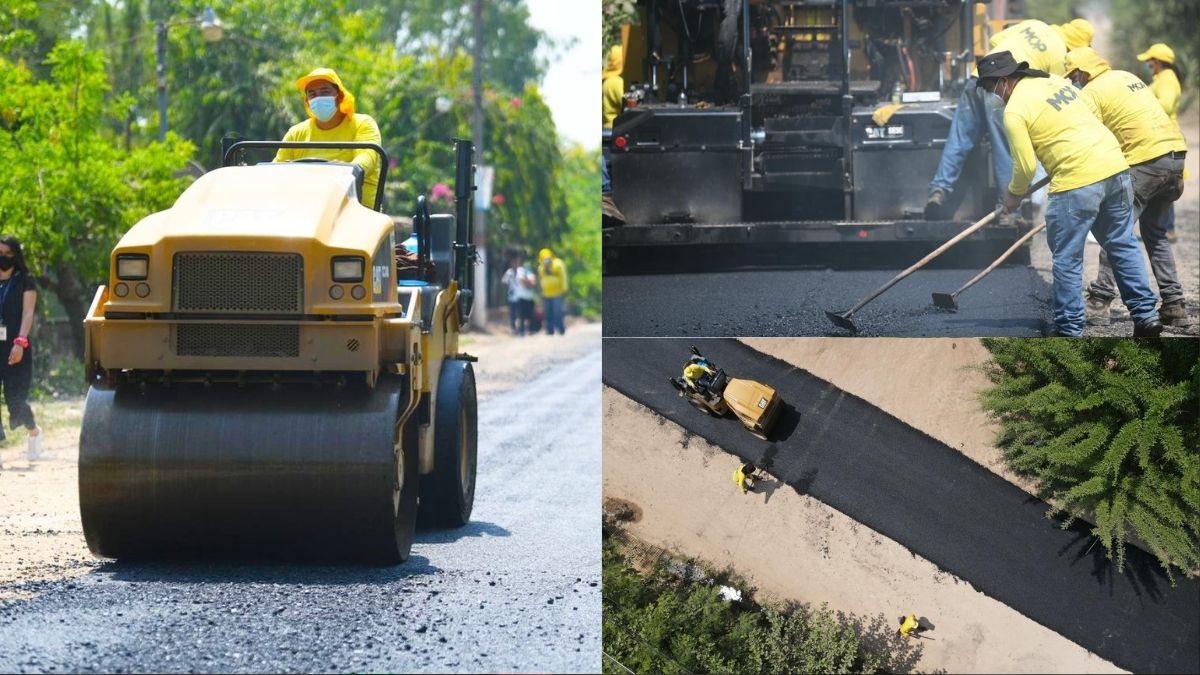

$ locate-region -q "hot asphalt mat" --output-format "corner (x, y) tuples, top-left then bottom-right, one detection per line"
(603, 338), (1199, 674)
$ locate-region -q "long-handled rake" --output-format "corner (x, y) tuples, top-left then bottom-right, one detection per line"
(932, 222), (1045, 311)
(825, 176), (1050, 333)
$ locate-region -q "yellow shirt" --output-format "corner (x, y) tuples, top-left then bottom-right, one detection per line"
(275, 113), (383, 208)
(1003, 75), (1127, 195)
(1082, 70), (1186, 166)
(603, 75), (624, 129)
(1149, 69), (1182, 123)
(988, 20), (1068, 76)
(683, 363), (712, 386)
(733, 466), (749, 493)
(539, 257), (568, 298)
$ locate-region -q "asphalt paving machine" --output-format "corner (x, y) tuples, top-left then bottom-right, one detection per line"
(79, 139), (479, 563)
(604, 0), (1034, 272)
(670, 346), (782, 440)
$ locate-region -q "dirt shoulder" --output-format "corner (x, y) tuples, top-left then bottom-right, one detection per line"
(0, 320), (601, 598)
(602, 386), (1124, 674)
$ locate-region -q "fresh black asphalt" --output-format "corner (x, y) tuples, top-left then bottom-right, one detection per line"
(603, 338), (1200, 674)
(603, 267), (1054, 337)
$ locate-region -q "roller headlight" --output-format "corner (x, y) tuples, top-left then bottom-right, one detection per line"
(116, 254), (149, 280)
(331, 256), (364, 283)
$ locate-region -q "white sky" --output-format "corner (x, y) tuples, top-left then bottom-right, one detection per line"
(526, 0), (600, 149)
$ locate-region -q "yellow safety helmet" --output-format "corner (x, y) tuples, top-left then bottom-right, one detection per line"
(1137, 43), (1175, 65)
(295, 67), (356, 119)
(1052, 19), (1093, 50)
(1064, 47), (1110, 80)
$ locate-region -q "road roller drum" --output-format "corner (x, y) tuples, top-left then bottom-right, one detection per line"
(79, 378), (418, 562)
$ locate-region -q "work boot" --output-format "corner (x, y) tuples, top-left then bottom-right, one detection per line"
(1133, 318), (1164, 337)
(924, 189), (947, 220)
(601, 193), (626, 228)
(1160, 300), (1196, 327)
(1085, 295), (1112, 326)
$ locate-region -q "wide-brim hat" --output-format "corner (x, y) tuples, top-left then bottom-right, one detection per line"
(976, 50), (1049, 84)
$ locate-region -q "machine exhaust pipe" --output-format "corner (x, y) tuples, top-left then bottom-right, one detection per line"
(453, 138), (476, 322)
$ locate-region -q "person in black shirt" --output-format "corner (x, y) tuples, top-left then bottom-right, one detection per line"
(0, 235), (39, 462)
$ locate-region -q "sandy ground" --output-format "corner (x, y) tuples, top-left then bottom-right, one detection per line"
(602, 386), (1125, 674)
(0, 319), (601, 600)
(1030, 100), (1200, 335)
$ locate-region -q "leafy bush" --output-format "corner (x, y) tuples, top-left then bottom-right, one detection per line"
(603, 532), (895, 674)
(980, 338), (1200, 582)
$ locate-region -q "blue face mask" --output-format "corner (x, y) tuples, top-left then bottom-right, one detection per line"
(309, 96), (338, 122)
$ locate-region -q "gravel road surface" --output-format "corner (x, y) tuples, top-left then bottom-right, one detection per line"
(602, 337), (1200, 674)
(0, 347), (601, 673)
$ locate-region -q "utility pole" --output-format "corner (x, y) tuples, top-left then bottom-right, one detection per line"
(156, 19), (168, 141)
(470, 0), (488, 329)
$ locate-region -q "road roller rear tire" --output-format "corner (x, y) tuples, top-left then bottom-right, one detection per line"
(419, 359), (477, 528)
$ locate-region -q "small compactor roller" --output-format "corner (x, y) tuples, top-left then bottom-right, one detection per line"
(80, 139), (479, 563)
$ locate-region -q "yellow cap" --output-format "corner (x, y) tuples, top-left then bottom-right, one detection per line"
(538, 247), (553, 261)
(1064, 47), (1110, 80)
(1137, 43), (1175, 65)
(1054, 19), (1093, 50)
(602, 45), (623, 81)
(295, 67), (356, 119)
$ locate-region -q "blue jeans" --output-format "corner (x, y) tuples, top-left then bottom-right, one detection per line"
(544, 295), (566, 335)
(1045, 171), (1158, 335)
(929, 79), (1013, 202)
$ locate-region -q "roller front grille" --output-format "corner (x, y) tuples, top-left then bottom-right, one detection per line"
(176, 324), (300, 358)
(174, 252), (303, 313)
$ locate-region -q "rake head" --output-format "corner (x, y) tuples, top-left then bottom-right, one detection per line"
(824, 309), (859, 333)
(931, 292), (958, 311)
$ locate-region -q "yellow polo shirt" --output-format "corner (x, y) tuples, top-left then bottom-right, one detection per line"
(1003, 75), (1127, 195)
(275, 113), (382, 208)
(603, 75), (624, 129)
(1082, 69), (1186, 166)
(1149, 68), (1182, 122)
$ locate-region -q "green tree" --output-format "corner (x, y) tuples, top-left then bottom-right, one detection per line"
(0, 41), (193, 356)
(980, 338), (1200, 582)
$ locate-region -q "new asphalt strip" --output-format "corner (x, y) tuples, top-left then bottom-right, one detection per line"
(602, 338), (1200, 674)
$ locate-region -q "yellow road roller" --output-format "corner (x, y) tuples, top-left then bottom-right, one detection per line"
(669, 347), (783, 441)
(80, 140), (479, 563)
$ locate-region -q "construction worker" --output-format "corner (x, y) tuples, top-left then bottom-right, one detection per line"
(925, 19), (1088, 219)
(1066, 48), (1192, 329)
(1138, 43), (1185, 241)
(733, 462), (758, 494)
(898, 614), (921, 638)
(275, 68), (382, 209)
(602, 45), (627, 226)
(537, 247), (568, 335)
(978, 50), (1161, 337)
(682, 360), (714, 392)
